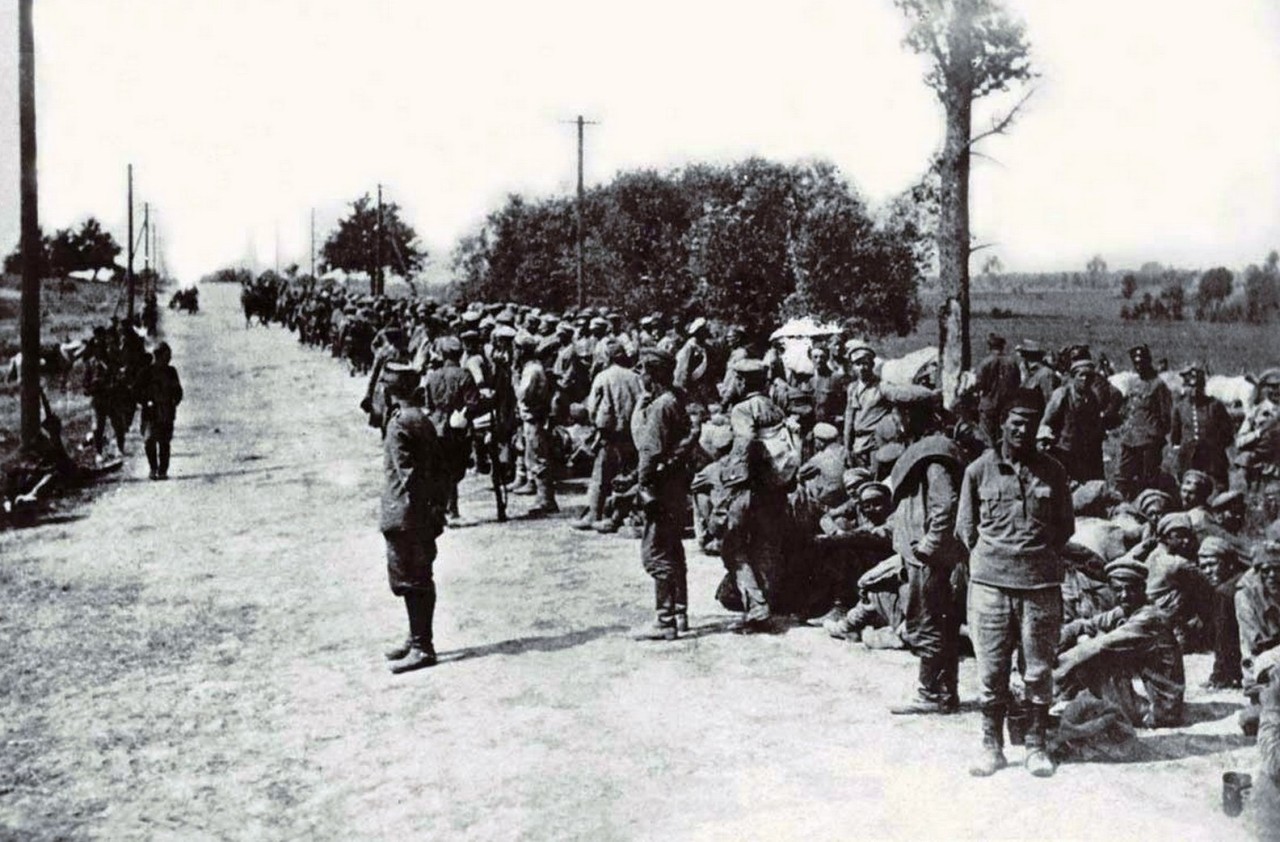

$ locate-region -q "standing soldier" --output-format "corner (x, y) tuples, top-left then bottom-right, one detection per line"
(1170, 363), (1235, 491)
(974, 334), (1022, 449)
(1042, 355), (1107, 483)
(843, 341), (892, 469)
(809, 345), (848, 429)
(629, 349), (692, 640)
(575, 339), (644, 531)
(882, 384), (966, 716)
(380, 363), (450, 674)
(515, 336), (560, 516)
(958, 389), (1074, 777)
(138, 342), (183, 480)
(1016, 341), (1059, 403)
(1235, 369), (1280, 488)
(422, 335), (478, 521)
(674, 317), (711, 402)
(1117, 344), (1173, 498)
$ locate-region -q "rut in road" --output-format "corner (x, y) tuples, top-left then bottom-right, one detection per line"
(0, 284), (1257, 841)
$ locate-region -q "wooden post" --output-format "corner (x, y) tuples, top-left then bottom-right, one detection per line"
(18, 0), (40, 446)
(575, 115), (584, 309)
(375, 184), (383, 296)
(126, 164), (135, 319)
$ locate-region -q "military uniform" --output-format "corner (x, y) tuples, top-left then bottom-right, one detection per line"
(578, 361), (643, 527)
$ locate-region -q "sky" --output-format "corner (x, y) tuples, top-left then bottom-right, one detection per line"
(0, 0), (1278, 282)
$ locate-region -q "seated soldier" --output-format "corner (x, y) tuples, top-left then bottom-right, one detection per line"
(1237, 541), (1280, 735)
(556, 402), (597, 478)
(595, 470), (641, 536)
(791, 422), (849, 621)
(1054, 558), (1185, 729)
(1177, 469), (1215, 537)
(1201, 536), (1250, 689)
(814, 480), (894, 632)
(829, 554), (910, 648)
(1145, 512), (1214, 647)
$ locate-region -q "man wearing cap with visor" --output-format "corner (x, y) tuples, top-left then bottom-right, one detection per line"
(630, 348), (693, 640)
(1237, 541), (1280, 732)
(843, 341), (891, 470)
(1116, 344), (1173, 499)
(1042, 353), (1107, 484)
(958, 388), (1073, 777)
(1017, 340), (1059, 403)
(1054, 557), (1185, 729)
(674, 317), (711, 401)
(1236, 368), (1280, 487)
(422, 334), (479, 521)
(974, 333), (1022, 450)
(1170, 362), (1234, 490)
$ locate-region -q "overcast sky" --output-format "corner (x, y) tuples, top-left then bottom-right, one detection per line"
(0, 0), (1277, 281)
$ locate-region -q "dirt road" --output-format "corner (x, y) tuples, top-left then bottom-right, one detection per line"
(0, 285), (1263, 840)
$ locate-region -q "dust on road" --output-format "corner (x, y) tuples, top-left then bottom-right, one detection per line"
(0, 285), (1261, 840)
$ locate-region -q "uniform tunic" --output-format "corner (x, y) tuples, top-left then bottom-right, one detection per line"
(381, 405), (448, 595)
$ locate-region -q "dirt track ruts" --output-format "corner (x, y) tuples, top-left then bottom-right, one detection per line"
(0, 284), (1262, 840)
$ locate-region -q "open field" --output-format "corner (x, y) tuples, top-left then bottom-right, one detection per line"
(880, 288), (1279, 375)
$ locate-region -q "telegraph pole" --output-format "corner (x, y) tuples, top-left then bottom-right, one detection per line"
(143, 202), (150, 273)
(126, 164), (135, 319)
(18, 0), (40, 446)
(310, 208), (316, 282)
(562, 115), (597, 308)
(375, 184), (383, 297)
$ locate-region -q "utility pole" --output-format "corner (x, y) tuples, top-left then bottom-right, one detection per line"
(310, 208), (316, 282)
(18, 0), (40, 446)
(562, 115), (597, 308)
(375, 184), (383, 297)
(143, 202), (150, 273)
(126, 164), (135, 319)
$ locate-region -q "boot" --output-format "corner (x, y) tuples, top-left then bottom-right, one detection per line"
(391, 589), (438, 673)
(592, 517), (620, 534)
(511, 478), (536, 496)
(631, 618), (678, 641)
(1024, 704), (1056, 777)
(526, 483), (560, 517)
(571, 513), (596, 530)
(1006, 703), (1028, 747)
(145, 440), (159, 480)
(675, 612), (689, 633)
(385, 637), (413, 661)
(969, 709), (1008, 777)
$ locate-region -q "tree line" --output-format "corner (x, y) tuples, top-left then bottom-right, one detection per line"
(449, 158), (928, 337)
(2, 218), (121, 279)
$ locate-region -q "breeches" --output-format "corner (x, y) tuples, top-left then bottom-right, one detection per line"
(969, 582), (1062, 709)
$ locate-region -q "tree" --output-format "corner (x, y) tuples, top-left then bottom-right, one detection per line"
(1120, 272), (1137, 300)
(895, 0), (1034, 367)
(1244, 253), (1280, 324)
(321, 194), (426, 291)
(75, 217), (121, 275)
(1086, 254), (1107, 288)
(1195, 266), (1233, 319)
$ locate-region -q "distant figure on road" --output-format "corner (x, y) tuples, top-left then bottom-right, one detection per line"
(381, 362), (450, 674)
(138, 342), (183, 480)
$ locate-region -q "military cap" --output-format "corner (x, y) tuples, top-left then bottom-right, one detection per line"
(731, 358), (768, 377)
(1181, 469), (1213, 492)
(492, 325), (517, 341)
(639, 315), (656, 327)
(1179, 361), (1207, 379)
(1069, 357), (1096, 374)
(1210, 490), (1245, 511)
(1135, 489), (1175, 518)
(543, 313), (560, 326)
(987, 333), (1006, 349)
(699, 423), (734, 458)
(515, 333), (539, 350)
(1128, 343), (1152, 360)
(495, 309), (516, 325)
(880, 383), (939, 409)
(1104, 558), (1148, 583)
(1006, 387), (1046, 419)
(1260, 368), (1280, 387)
(1016, 339), (1044, 357)
(556, 322), (574, 336)
(535, 335), (560, 357)
(1156, 512), (1194, 538)
(1252, 538), (1280, 568)
(589, 316), (609, 330)
(437, 335), (463, 355)
(1197, 535), (1236, 560)
(842, 466), (874, 492)
(688, 317), (709, 336)
(856, 481), (892, 503)
(639, 348), (676, 370)
(812, 422), (839, 443)
(459, 329), (481, 342)
(845, 339), (875, 363)
(462, 310), (482, 324)
(479, 315), (496, 331)
(568, 402), (588, 424)
(1067, 345), (1092, 363)
(725, 324), (745, 339)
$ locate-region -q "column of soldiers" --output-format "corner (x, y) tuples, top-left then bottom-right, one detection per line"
(267, 281), (1280, 785)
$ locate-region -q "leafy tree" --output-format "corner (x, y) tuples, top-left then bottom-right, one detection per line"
(75, 217), (121, 275)
(321, 193), (426, 293)
(1120, 273), (1137, 300)
(1194, 266), (1233, 320)
(1244, 254), (1280, 324)
(895, 0), (1034, 367)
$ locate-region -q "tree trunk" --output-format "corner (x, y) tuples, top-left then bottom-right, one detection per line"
(938, 89), (973, 371)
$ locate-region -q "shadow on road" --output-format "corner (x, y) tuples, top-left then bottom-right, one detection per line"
(437, 623), (628, 663)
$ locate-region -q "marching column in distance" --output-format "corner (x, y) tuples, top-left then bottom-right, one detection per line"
(958, 388), (1074, 777)
(629, 348), (692, 640)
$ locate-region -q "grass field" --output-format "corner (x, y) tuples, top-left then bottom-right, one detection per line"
(0, 273), (129, 475)
(879, 288), (1279, 375)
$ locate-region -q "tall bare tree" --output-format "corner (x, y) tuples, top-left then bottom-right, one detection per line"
(895, 0), (1033, 367)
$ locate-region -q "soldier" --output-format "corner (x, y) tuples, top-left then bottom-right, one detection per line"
(1054, 558), (1185, 729)
(883, 384), (967, 717)
(1041, 356), (1107, 483)
(843, 341), (891, 470)
(422, 335), (478, 521)
(1116, 343), (1173, 499)
(138, 342), (183, 481)
(1170, 362), (1235, 490)
(673, 317), (711, 401)
(575, 339), (644, 531)
(809, 344), (848, 429)
(721, 358), (790, 632)
(1017, 340), (1059, 403)
(380, 363), (450, 674)
(974, 333), (1022, 449)
(629, 348), (693, 640)
(958, 388), (1073, 777)
(1236, 541), (1280, 734)
(1235, 368), (1280, 488)
(515, 336), (560, 516)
